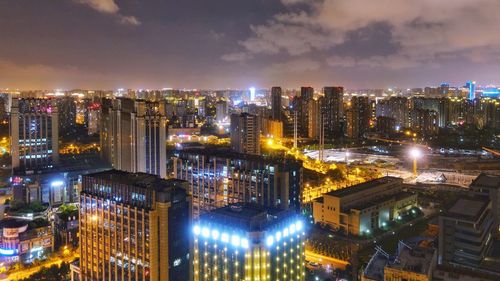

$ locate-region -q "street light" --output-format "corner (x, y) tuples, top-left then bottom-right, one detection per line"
(409, 147), (422, 176)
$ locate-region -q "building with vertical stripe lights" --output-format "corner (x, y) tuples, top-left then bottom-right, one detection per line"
(78, 170), (191, 281)
(192, 204), (305, 281)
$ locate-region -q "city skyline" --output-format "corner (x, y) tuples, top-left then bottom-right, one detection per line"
(2, 0), (500, 89)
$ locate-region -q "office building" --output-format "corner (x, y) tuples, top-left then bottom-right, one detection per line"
(322, 86), (344, 140)
(172, 148), (303, 217)
(271, 87), (282, 121)
(10, 97), (59, 171)
(470, 173), (500, 234)
(230, 113), (260, 155)
(192, 204), (305, 281)
(79, 170), (191, 281)
(313, 177), (417, 236)
(438, 196), (494, 268)
(466, 81), (477, 100)
(100, 98), (167, 178)
(346, 96), (371, 139)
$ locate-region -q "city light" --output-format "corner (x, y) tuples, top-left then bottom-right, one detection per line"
(51, 180), (64, 188)
(409, 148), (422, 160)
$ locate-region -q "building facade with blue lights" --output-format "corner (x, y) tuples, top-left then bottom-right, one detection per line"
(192, 204), (305, 281)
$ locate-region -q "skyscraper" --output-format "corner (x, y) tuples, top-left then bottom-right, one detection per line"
(57, 96), (77, 135)
(322, 86), (344, 140)
(192, 204), (305, 281)
(300, 86), (314, 101)
(100, 98), (167, 178)
(307, 98), (320, 139)
(346, 96), (371, 139)
(271, 87), (282, 121)
(10, 97), (59, 170)
(230, 113), (260, 155)
(79, 170), (191, 281)
(466, 81), (477, 100)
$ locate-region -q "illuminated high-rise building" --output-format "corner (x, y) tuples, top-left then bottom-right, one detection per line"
(192, 204), (306, 281)
(216, 100), (228, 123)
(10, 97), (59, 170)
(466, 81), (477, 100)
(172, 148), (303, 217)
(322, 86), (344, 140)
(230, 113), (260, 155)
(79, 170), (191, 281)
(249, 87), (256, 102)
(307, 98), (320, 139)
(100, 98), (167, 178)
(271, 87), (282, 121)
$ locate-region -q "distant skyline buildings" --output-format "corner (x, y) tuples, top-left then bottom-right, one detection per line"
(100, 98), (167, 178)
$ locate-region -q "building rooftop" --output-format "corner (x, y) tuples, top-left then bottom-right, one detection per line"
(386, 246), (435, 276)
(83, 169), (187, 192)
(444, 197), (489, 222)
(324, 176), (402, 198)
(471, 173), (500, 189)
(346, 191), (415, 212)
(0, 218), (29, 229)
(174, 147), (302, 167)
(200, 204), (297, 232)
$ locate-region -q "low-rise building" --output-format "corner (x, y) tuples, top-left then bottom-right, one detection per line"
(362, 241), (436, 281)
(384, 244), (436, 281)
(0, 218), (54, 266)
(312, 177), (417, 236)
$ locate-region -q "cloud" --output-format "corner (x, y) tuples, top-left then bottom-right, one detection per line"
(241, 23), (337, 55)
(237, 0), (500, 68)
(221, 52), (253, 62)
(327, 55), (422, 69)
(0, 59), (116, 89)
(263, 58), (321, 75)
(118, 15), (141, 26)
(74, 0), (140, 26)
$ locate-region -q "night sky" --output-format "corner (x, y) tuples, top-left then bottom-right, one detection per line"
(2, 0), (500, 90)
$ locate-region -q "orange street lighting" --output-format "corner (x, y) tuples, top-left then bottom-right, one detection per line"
(409, 147), (422, 176)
